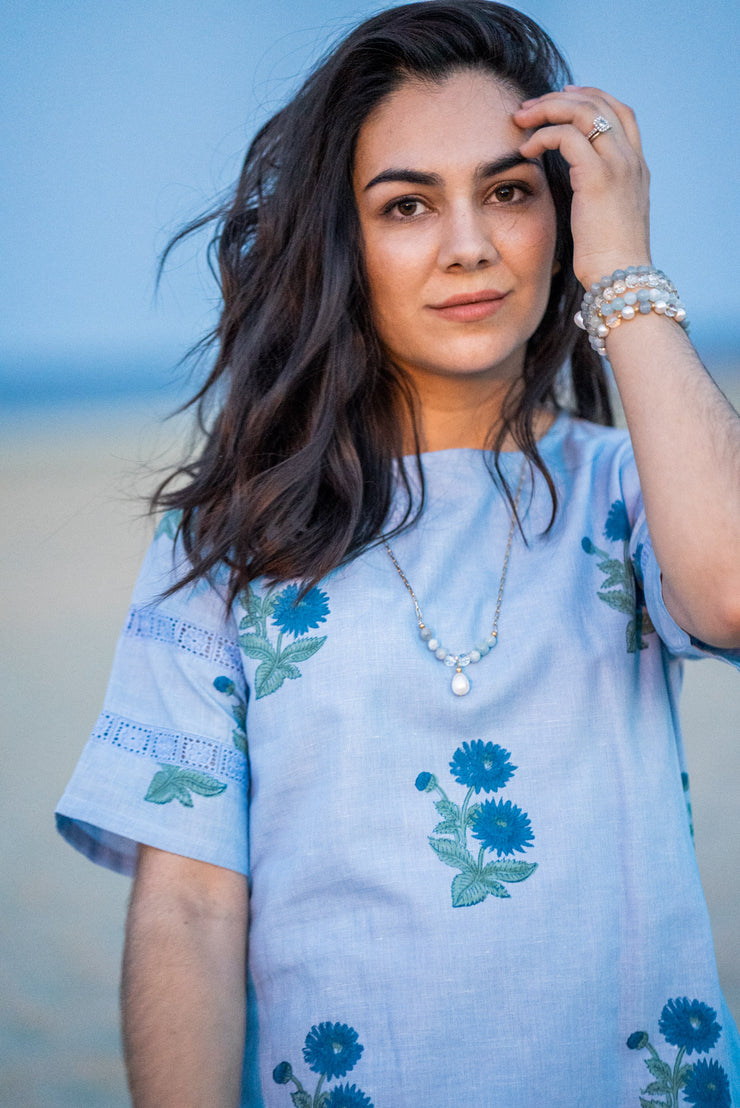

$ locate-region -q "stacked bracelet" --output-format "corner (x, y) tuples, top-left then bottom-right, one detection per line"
(574, 266), (689, 357)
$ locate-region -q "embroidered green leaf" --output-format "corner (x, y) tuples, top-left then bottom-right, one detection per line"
(675, 1064), (692, 1088)
(428, 837), (477, 873)
(639, 1099), (669, 1108)
(290, 1092), (312, 1108)
(645, 1057), (673, 1084)
(642, 608), (655, 635)
(483, 859), (538, 883)
(433, 818), (460, 835)
(464, 802), (482, 827)
(280, 635), (327, 663)
(154, 509), (182, 540)
(597, 589), (634, 615)
(478, 874), (511, 898)
(232, 728), (247, 754)
(283, 663), (301, 680)
(254, 661), (288, 699)
(239, 633), (277, 663)
(596, 558), (629, 588)
(144, 766), (227, 806)
(643, 1082), (671, 1096)
(231, 702), (246, 730)
(434, 797), (460, 822)
(451, 872), (498, 907)
(315, 1094), (330, 1108)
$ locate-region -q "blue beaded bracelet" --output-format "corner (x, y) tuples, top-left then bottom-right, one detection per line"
(575, 266), (689, 357)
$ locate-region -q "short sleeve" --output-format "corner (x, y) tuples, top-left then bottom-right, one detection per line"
(629, 506), (740, 669)
(55, 516), (250, 877)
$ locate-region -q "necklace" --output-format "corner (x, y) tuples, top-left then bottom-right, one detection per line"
(384, 461), (525, 697)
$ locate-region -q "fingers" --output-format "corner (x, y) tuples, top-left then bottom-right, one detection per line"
(514, 86), (644, 158)
(566, 87), (643, 153)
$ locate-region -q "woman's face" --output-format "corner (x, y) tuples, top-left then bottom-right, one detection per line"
(353, 69), (558, 393)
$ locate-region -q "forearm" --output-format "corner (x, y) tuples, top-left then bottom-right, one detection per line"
(605, 311), (740, 645)
(122, 849), (248, 1108)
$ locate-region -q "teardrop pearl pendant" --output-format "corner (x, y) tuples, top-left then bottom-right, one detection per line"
(451, 669), (471, 697)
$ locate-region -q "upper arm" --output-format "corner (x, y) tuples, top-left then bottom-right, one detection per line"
(130, 844), (249, 925)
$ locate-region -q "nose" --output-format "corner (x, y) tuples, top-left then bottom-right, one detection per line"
(437, 204), (499, 271)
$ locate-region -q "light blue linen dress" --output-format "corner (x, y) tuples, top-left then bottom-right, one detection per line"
(56, 413), (740, 1107)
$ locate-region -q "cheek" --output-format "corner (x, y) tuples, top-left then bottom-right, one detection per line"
(363, 233), (426, 319)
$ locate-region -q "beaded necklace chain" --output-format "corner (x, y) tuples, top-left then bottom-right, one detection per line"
(384, 461), (525, 696)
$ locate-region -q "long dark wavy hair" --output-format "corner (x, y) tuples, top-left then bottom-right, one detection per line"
(154, 0), (612, 600)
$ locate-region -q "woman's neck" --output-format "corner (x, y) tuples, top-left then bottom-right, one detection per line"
(402, 373), (554, 453)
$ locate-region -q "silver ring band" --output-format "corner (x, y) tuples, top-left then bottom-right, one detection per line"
(586, 115), (612, 143)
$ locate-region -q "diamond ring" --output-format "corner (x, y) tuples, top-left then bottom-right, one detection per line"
(585, 115), (612, 143)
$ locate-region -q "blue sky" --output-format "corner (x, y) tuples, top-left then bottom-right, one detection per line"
(2, 0), (738, 397)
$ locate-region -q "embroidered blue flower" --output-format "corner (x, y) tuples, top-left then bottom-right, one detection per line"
(658, 998), (722, 1056)
(271, 584), (330, 637)
(213, 676), (235, 695)
(415, 772), (437, 792)
(683, 1058), (731, 1107)
(325, 1083), (374, 1108)
(272, 1061), (293, 1084)
(302, 1022), (363, 1080)
(471, 798), (534, 856)
(604, 498), (630, 542)
(449, 741), (516, 794)
(626, 1031), (648, 1050)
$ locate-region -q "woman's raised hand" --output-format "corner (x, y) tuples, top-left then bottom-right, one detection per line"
(514, 87), (651, 290)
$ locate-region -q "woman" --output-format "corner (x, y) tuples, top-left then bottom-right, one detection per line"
(56, 2), (740, 1104)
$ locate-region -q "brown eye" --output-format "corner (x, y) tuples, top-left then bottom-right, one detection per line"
(493, 184), (517, 202)
(395, 198), (422, 217)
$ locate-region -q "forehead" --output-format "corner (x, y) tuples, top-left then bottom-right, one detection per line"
(354, 70), (525, 178)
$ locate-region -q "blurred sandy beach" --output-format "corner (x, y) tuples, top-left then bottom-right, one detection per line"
(1, 396), (738, 1107)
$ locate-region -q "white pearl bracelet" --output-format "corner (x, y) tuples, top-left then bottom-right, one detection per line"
(574, 266), (689, 357)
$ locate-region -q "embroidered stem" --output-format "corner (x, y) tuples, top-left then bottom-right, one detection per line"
(313, 1074), (325, 1107)
(670, 1045), (686, 1104)
(459, 786), (475, 844)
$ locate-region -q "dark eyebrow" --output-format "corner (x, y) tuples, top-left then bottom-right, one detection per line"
(363, 153), (541, 192)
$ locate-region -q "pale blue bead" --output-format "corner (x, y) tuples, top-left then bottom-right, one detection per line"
(488, 635), (498, 648)
(611, 297), (625, 312)
(624, 292), (637, 305)
(469, 650), (481, 664)
(583, 292), (594, 305)
(625, 266), (638, 275)
(459, 653), (471, 667)
(476, 642), (490, 656)
(444, 654), (457, 667)
(600, 275), (612, 288)
(420, 627), (432, 641)
(636, 289), (651, 301)
(637, 265), (651, 274)
(612, 269), (626, 280)
(590, 283), (602, 295)
(435, 647), (448, 661)
(428, 638), (439, 651)
(639, 302), (652, 314)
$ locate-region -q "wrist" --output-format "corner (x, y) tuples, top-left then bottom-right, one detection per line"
(574, 266), (689, 358)
(576, 254), (652, 293)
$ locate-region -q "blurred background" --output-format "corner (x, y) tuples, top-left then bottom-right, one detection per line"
(1, 1), (738, 1104)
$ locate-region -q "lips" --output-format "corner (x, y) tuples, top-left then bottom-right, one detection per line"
(428, 290), (508, 322)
